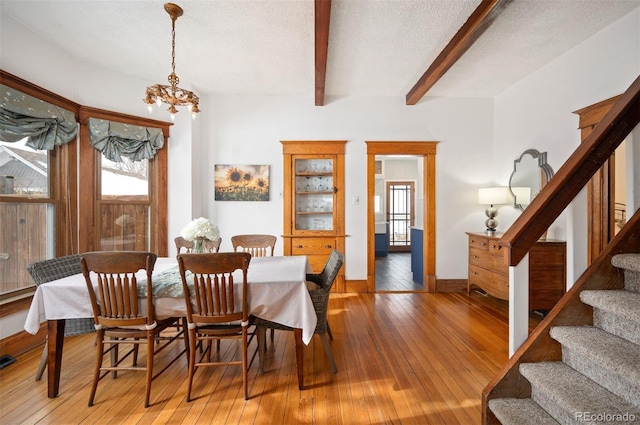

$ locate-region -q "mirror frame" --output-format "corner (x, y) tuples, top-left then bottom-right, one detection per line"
(509, 148), (554, 210)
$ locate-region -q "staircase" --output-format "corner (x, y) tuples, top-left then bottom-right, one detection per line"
(488, 253), (640, 424)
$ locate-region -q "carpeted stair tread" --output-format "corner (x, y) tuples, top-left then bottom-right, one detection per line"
(519, 362), (640, 424)
(580, 290), (640, 323)
(549, 326), (640, 407)
(612, 253), (640, 273)
(488, 398), (559, 425)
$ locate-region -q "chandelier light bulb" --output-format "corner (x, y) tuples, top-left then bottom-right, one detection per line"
(147, 104), (153, 114)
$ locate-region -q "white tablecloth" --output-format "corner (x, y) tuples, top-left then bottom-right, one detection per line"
(24, 256), (317, 344)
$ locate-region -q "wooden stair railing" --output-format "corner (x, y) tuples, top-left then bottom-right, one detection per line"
(499, 74), (640, 266)
(483, 210), (640, 424)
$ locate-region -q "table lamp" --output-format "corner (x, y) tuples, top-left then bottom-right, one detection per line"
(478, 187), (510, 233)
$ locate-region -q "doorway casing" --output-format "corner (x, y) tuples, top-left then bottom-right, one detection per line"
(366, 141), (438, 292)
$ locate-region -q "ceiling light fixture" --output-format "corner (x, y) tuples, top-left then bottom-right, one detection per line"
(143, 3), (200, 121)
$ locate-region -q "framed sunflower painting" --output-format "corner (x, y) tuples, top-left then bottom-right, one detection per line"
(214, 164), (270, 201)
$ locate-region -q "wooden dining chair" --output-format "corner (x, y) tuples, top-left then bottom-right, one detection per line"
(174, 236), (221, 253)
(231, 234), (277, 340)
(80, 251), (187, 408)
(177, 252), (253, 401)
(27, 254), (95, 381)
(255, 250), (344, 375)
(231, 234), (276, 257)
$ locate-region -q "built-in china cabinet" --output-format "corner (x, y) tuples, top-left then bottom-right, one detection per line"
(281, 140), (346, 292)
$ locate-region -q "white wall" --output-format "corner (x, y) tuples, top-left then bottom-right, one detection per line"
(196, 94), (494, 280)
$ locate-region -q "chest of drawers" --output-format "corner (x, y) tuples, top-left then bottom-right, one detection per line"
(466, 232), (566, 311)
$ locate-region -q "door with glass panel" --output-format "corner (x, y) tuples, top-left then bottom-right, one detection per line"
(386, 181), (415, 252)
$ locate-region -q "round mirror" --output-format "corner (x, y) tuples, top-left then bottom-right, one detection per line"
(509, 149), (554, 210)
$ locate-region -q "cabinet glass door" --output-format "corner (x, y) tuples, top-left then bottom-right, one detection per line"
(294, 158), (334, 231)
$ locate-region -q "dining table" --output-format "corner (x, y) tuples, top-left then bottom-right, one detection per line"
(24, 255), (317, 398)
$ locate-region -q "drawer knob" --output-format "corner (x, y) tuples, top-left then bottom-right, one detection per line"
(296, 245), (303, 248)
(325, 245), (333, 248)
(473, 255), (479, 259)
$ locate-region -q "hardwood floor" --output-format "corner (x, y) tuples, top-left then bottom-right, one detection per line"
(0, 292), (520, 424)
(375, 252), (423, 291)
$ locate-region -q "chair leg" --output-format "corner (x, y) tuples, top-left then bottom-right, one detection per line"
(326, 323), (333, 340)
(242, 327), (249, 400)
(35, 339), (48, 381)
(319, 332), (338, 374)
(181, 317), (189, 355)
(144, 332), (154, 408)
(186, 328), (197, 402)
(270, 328), (275, 342)
(88, 330), (104, 406)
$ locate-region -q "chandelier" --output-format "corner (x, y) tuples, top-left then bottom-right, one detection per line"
(143, 3), (200, 121)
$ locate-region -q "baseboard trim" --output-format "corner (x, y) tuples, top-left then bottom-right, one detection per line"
(435, 279), (467, 293)
(0, 322), (45, 357)
(345, 279), (367, 292)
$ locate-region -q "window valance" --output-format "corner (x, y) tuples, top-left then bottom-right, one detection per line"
(0, 84), (78, 150)
(88, 118), (164, 162)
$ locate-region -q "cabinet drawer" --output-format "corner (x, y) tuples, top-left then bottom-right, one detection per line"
(468, 235), (490, 251)
(469, 248), (507, 275)
(291, 237), (335, 254)
(469, 247), (488, 267)
(487, 239), (502, 255)
(468, 264), (509, 300)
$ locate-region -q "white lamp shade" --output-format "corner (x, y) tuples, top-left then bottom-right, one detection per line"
(478, 187), (510, 205)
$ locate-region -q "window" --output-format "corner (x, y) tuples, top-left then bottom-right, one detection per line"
(99, 155), (150, 251)
(0, 139), (55, 296)
(78, 107), (170, 255)
(0, 71), (79, 302)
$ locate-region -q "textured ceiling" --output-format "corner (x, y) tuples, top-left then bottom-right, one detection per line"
(2, 0), (639, 102)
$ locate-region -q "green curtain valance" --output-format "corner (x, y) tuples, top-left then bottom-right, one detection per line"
(88, 118), (164, 162)
(0, 84), (78, 150)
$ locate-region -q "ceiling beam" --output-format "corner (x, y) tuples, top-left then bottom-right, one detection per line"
(405, 0), (512, 105)
(315, 0), (332, 106)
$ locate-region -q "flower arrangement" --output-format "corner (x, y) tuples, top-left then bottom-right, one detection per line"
(180, 217), (220, 243)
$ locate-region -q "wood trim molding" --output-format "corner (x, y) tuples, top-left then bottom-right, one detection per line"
(405, 0), (511, 105)
(573, 95), (621, 265)
(366, 141), (438, 292)
(0, 293), (34, 318)
(0, 321), (46, 358)
(0, 70), (80, 114)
